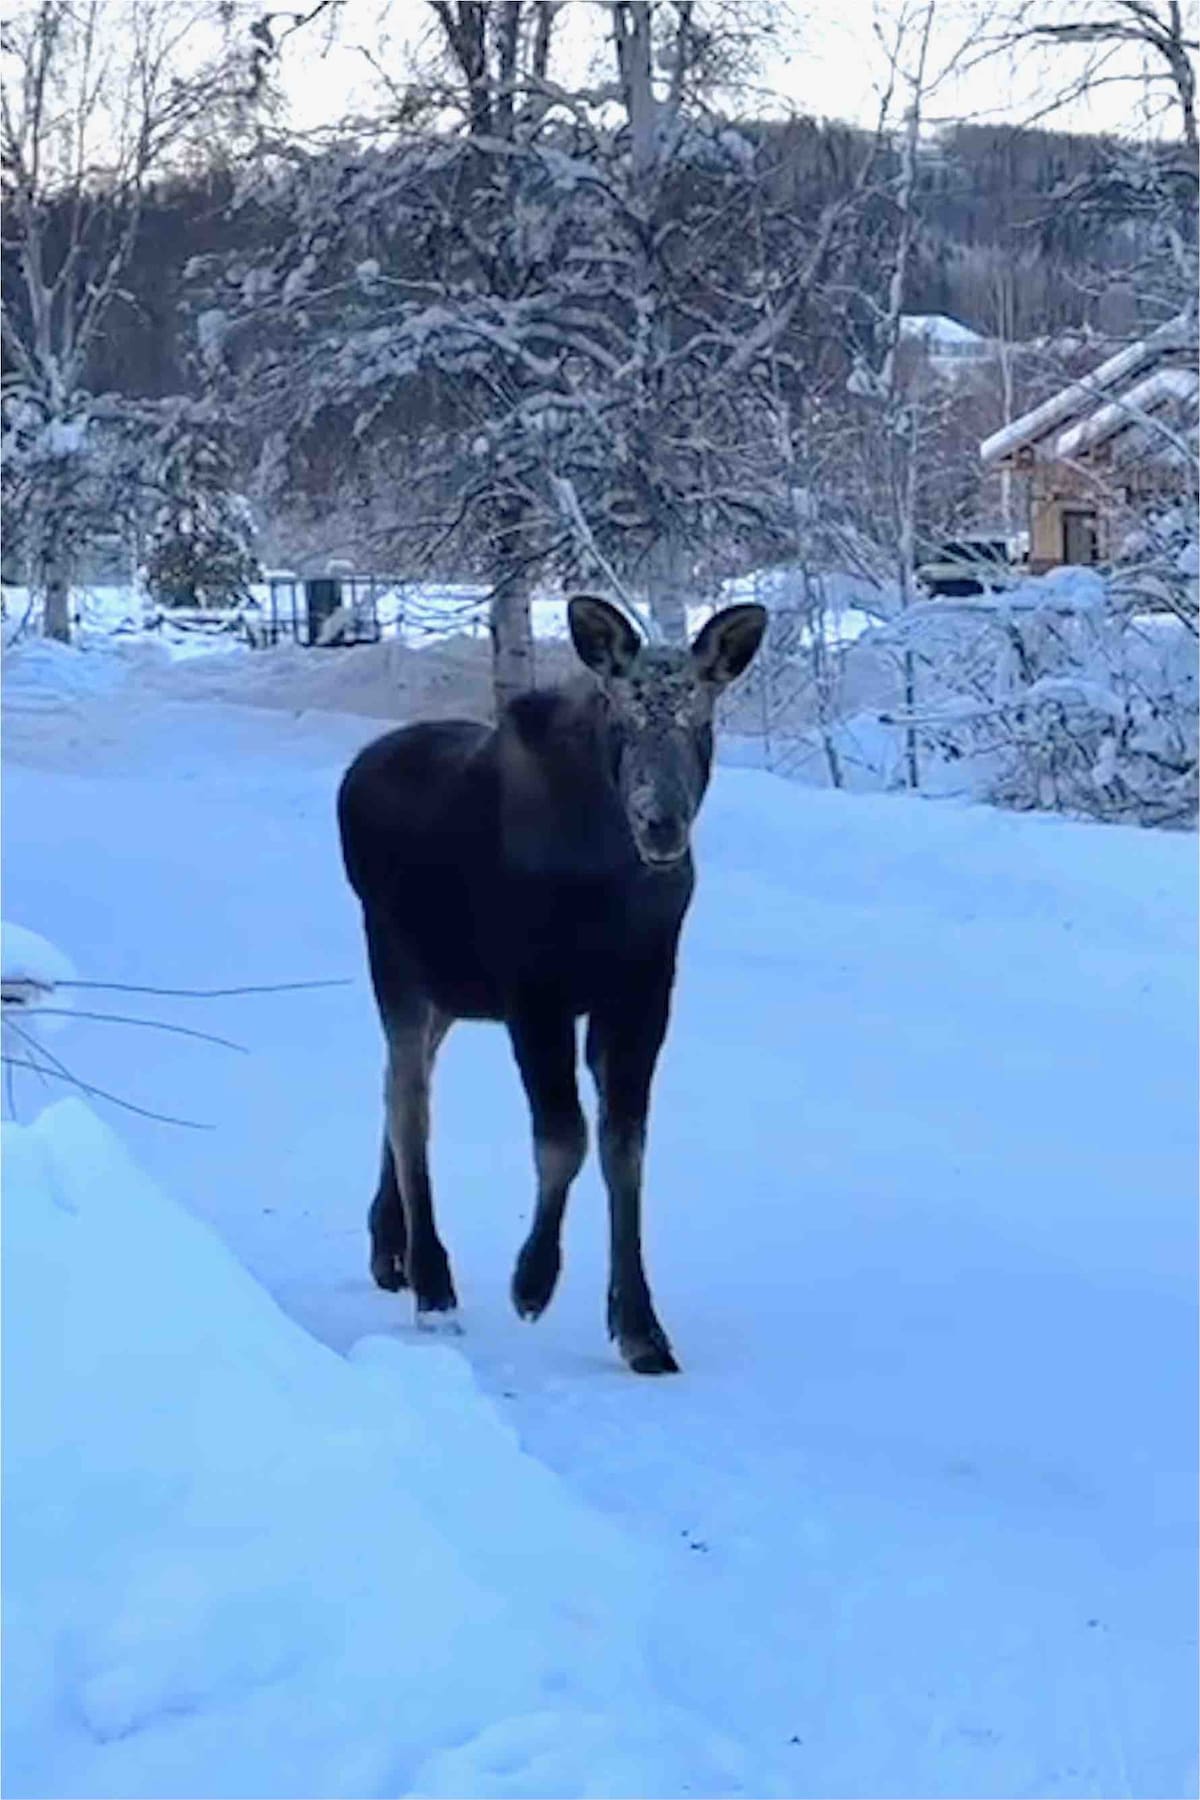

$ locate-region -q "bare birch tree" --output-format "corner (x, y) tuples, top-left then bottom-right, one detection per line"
(971, 0), (1197, 148)
(843, 0), (943, 788)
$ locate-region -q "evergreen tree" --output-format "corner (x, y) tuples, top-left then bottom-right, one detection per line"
(143, 430), (259, 609)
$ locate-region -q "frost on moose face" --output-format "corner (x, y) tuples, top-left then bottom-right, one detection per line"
(566, 596), (768, 868)
(605, 651), (716, 866)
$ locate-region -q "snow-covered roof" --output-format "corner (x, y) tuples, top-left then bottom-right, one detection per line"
(1054, 366), (1198, 464)
(980, 314), (1197, 467)
(900, 314), (988, 357)
(901, 314), (983, 345)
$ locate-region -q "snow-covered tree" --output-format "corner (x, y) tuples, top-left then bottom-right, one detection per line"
(142, 422), (259, 610)
(971, 0), (1197, 150)
(841, 0), (945, 789)
(1, 0), (251, 639)
(195, 0), (857, 703)
(967, 0), (1198, 337)
(194, 0), (588, 700)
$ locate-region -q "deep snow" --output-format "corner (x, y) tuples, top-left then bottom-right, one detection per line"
(3, 637), (1197, 1798)
(4, 1099), (743, 1800)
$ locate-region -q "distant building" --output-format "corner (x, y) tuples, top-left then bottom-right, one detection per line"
(899, 314), (991, 372)
(980, 315), (1198, 572)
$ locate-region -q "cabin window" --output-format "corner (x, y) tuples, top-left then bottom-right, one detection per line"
(1061, 508), (1099, 565)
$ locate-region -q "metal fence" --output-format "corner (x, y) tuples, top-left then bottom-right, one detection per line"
(250, 574), (385, 647)
(245, 585), (903, 788)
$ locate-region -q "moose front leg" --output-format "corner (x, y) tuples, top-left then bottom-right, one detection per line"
(383, 1007), (457, 1324)
(368, 1131), (407, 1291)
(508, 993), (587, 1322)
(586, 963), (679, 1375)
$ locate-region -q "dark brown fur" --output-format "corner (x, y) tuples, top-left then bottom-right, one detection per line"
(337, 597), (766, 1372)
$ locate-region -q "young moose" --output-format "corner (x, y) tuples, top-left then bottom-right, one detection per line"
(337, 596), (766, 1373)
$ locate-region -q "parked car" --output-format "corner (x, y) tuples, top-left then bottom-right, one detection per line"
(917, 535), (1021, 598)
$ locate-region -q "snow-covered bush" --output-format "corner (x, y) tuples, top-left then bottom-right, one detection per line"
(878, 567), (1198, 826)
(1113, 499), (1200, 631)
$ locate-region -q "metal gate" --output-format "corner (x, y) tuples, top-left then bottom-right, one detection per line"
(253, 574), (388, 648)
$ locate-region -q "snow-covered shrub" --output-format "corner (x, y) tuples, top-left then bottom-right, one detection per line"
(879, 567), (1198, 827)
(1113, 500), (1200, 632)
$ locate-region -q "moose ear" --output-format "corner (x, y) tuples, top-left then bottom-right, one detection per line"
(567, 595), (642, 678)
(690, 604), (767, 687)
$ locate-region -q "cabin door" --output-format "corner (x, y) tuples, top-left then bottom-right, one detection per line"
(1061, 508), (1098, 565)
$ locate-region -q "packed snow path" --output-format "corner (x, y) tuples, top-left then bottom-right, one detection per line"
(5, 644), (1198, 1798)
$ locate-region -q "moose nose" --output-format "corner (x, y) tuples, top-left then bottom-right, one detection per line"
(640, 813), (686, 861)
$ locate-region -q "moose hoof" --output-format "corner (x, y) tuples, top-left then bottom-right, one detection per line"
(512, 1290), (547, 1322)
(619, 1329), (680, 1376)
(511, 1241), (561, 1322)
(370, 1250), (408, 1292)
(415, 1302), (463, 1336)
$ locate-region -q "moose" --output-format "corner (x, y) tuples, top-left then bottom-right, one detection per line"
(337, 595), (767, 1373)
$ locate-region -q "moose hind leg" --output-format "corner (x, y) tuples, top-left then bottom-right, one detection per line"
(385, 1011), (458, 1325)
(368, 1133), (407, 1291)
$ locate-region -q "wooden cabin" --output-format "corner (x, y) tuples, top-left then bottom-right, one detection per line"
(980, 316), (1198, 573)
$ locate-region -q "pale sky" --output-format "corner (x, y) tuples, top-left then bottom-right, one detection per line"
(275, 0), (1192, 141)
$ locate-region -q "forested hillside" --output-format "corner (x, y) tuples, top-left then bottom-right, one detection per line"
(59, 120), (1182, 405)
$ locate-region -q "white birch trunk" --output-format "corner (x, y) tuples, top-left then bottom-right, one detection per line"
(489, 499), (534, 712)
(40, 527), (73, 644)
(644, 531), (688, 643)
(490, 581), (533, 712)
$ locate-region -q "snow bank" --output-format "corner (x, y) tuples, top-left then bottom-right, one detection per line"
(2, 586), (145, 644)
(1, 636), (132, 713)
(3, 1101), (742, 1800)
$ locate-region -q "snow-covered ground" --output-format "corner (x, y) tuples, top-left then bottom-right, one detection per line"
(3, 638), (1197, 1798)
(2, 568), (879, 656)
(5, 1100), (738, 1800)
